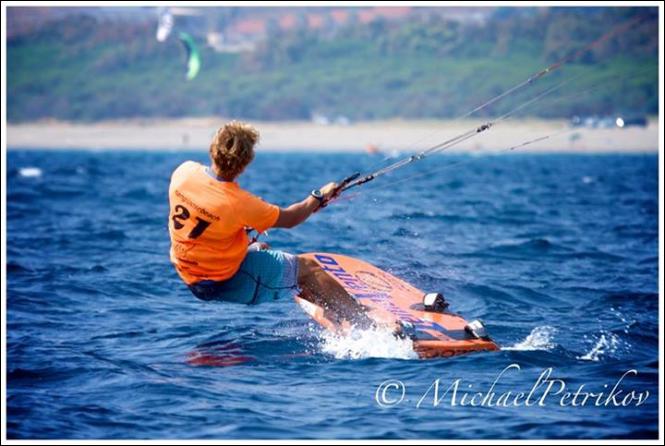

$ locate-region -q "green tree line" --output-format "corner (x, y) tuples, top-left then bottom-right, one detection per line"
(7, 7), (658, 122)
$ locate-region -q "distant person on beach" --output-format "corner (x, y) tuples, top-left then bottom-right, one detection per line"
(167, 121), (374, 327)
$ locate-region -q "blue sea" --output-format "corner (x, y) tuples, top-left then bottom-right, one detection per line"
(6, 150), (660, 439)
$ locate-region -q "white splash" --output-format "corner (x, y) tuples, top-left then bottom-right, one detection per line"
(319, 326), (418, 360)
(19, 167), (42, 178)
(578, 332), (621, 362)
(503, 326), (557, 351)
(610, 307), (635, 335)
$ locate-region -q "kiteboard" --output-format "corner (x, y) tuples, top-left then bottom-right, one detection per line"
(295, 253), (499, 358)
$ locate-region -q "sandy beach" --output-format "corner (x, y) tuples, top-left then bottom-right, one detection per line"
(6, 117), (660, 153)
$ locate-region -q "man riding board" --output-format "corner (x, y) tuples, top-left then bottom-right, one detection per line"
(168, 121), (379, 329)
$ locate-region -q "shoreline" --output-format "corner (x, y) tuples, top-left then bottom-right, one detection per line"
(6, 118), (660, 153)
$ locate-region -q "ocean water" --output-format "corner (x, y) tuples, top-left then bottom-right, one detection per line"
(6, 150), (660, 439)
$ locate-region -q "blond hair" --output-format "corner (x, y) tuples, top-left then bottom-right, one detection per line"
(209, 121), (259, 180)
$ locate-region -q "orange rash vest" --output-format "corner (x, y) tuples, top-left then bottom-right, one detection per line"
(168, 161), (279, 284)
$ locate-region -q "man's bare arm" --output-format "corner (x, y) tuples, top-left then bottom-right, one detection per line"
(273, 197), (320, 228)
(273, 182), (338, 229)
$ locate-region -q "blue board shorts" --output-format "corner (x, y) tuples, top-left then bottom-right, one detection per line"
(187, 249), (300, 304)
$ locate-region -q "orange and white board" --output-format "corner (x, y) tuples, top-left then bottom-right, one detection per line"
(295, 253), (499, 359)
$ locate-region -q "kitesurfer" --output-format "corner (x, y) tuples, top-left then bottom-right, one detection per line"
(168, 121), (375, 328)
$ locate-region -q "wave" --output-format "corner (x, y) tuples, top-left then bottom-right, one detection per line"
(318, 326), (417, 360)
(466, 238), (625, 262)
(6, 261), (34, 274)
(503, 326), (557, 351)
(393, 211), (479, 224)
(466, 238), (566, 259)
(18, 167), (42, 178)
(578, 332), (622, 362)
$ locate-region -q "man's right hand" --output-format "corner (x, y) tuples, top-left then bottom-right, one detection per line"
(320, 182), (339, 201)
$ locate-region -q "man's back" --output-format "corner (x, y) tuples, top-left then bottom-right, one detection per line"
(168, 160), (278, 284)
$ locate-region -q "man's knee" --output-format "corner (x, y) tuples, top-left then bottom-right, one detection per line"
(297, 256), (320, 281)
